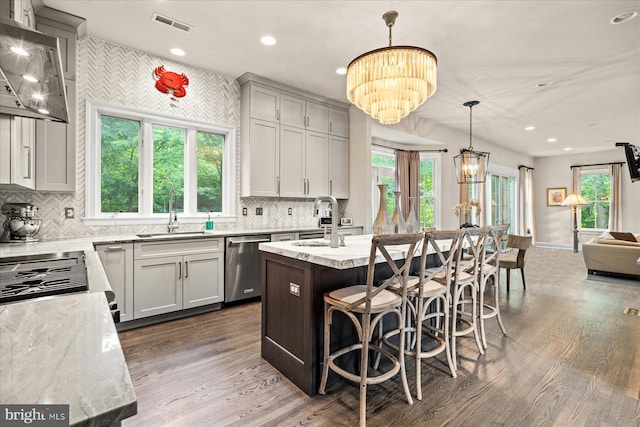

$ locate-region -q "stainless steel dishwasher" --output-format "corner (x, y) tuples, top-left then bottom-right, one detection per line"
(225, 234), (271, 303)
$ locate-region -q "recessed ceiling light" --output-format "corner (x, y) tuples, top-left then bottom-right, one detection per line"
(563, 147), (572, 151)
(610, 10), (638, 24)
(547, 137), (557, 143)
(10, 46), (29, 56)
(336, 68), (347, 75)
(524, 126), (535, 131)
(536, 81), (552, 88)
(261, 35), (276, 46)
(38, 108), (49, 115)
(170, 48), (185, 56)
(22, 75), (38, 83)
(32, 93), (44, 100)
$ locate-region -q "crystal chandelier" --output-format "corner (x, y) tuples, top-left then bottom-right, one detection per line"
(454, 100), (490, 184)
(346, 11), (437, 125)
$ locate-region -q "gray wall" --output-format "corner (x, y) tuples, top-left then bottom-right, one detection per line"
(534, 149), (640, 247)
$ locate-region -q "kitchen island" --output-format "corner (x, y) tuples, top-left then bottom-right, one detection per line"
(259, 234), (449, 396)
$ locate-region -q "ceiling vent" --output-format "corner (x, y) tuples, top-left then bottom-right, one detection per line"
(151, 12), (192, 32)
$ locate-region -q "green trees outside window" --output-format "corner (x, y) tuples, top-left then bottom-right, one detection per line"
(100, 116), (140, 213)
(580, 172), (610, 229)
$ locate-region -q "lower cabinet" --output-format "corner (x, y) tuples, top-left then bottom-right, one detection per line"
(128, 238), (224, 320)
(95, 243), (134, 322)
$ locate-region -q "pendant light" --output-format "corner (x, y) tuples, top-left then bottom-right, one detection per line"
(346, 11), (438, 125)
(454, 100), (490, 184)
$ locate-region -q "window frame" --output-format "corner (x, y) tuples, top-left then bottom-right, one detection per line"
(85, 100), (236, 225)
(578, 167), (610, 231)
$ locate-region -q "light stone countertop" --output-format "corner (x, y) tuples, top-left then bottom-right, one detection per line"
(259, 234), (453, 269)
(0, 292), (137, 426)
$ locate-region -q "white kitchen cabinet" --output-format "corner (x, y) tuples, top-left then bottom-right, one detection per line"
(245, 118), (279, 197)
(280, 94), (328, 133)
(35, 82), (76, 191)
(134, 255), (183, 319)
(239, 73), (350, 198)
(249, 84), (280, 123)
(182, 252), (224, 309)
(7, 0), (35, 29)
(329, 135), (349, 198)
(329, 107), (349, 137)
(96, 243), (134, 322)
(0, 115), (35, 190)
(305, 131), (330, 197)
(279, 125), (305, 197)
(133, 238), (224, 319)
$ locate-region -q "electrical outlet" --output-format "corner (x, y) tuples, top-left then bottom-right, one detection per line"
(64, 207), (74, 219)
(256, 207), (263, 215)
(289, 282), (300, 297)
(242, 207), (247, 216)
(288, 207), (292, 215)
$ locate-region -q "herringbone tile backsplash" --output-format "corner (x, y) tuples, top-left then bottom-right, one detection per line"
(0, 37), (340, 239)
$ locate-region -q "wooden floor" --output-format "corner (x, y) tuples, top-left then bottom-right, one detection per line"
(119, 247), (640, 426)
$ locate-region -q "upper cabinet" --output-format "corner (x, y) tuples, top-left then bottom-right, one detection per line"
(0, 115), (36, 190)
(239, 73), (349, 199)
(34, 8), (81, 192)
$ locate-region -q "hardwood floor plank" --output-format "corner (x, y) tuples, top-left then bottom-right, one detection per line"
(119, 247), (640, 426)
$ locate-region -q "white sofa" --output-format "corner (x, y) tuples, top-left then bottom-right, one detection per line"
(582, 232), (640, 280)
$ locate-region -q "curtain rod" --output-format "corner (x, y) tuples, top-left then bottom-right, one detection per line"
(570, 162), (624, 168)
(395, 148), (448, 153)
(518, 164), (534, 170)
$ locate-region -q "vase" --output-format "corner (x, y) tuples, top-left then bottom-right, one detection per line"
(405, 197), (419, 233)
(391, 191), (406, 233)
(373, 184), (393, 234)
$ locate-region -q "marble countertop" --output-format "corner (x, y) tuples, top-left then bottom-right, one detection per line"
(0, 292), (137, 426)
(259, 234), (453, 269)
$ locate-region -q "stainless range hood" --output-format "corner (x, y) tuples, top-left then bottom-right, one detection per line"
(0, 15), (68, 123)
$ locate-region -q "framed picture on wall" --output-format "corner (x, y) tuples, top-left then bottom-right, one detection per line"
(547, 187), (567, 206)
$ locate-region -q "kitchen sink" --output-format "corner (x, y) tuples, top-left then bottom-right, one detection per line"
(136, 231), (207, 238)
(292, 241), (330, 247)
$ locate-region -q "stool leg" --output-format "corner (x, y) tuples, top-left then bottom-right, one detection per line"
(318, 302), (331, 395)
(520, 268), (526, 289)
(470, 282), (484, 355)
(494, 274), (507, 336)
(506, 269), (511, 292)
(478, 276), (488, 350)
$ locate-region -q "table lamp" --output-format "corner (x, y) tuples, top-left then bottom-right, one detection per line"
(561, 193), (588, 253)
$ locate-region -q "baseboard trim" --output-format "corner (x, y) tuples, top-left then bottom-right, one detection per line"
(535, 242), (575, 250)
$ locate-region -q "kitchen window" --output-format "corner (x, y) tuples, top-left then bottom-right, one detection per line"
(371, 146), (440, 229)
(85, 100), (236, 225)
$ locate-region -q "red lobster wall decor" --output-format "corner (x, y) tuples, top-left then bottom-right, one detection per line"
(153, 65), (189, 98)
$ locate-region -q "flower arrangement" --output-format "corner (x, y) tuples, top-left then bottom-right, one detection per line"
(453, 202), (471, 217)
(469, 199), (482, 215)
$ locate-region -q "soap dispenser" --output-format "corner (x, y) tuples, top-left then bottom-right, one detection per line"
(206, 213), (214, 230)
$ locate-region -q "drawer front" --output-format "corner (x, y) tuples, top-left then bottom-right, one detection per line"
(134, 238), (223, 260)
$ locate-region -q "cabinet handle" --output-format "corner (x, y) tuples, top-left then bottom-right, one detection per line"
(178, 261), (182, 279)
(306, 116), (309, 127)
(106, 246), (123, 251)
(185, 261), (189, 278)
(277, 176), (280, 194)
(330, 122), (333, 132)
(276, 109), (280, 121)
(330, 180), (333, 195)
(23, 147), (31, 179)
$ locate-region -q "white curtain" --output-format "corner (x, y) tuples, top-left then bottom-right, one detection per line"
(608, 163), (622, 231)
(518, 166), (535, 239)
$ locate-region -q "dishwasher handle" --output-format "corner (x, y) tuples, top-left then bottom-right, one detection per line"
(227, 237), (271, 245)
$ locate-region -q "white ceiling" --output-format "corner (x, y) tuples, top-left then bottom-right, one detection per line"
(40, 0), (640, 158)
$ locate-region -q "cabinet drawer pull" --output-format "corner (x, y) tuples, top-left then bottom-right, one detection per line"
(178, 261), (182, 279)
(106, 246), (124, 251)
(185, 260), (189, 278)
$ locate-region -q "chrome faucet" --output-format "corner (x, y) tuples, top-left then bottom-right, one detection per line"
(313, 195), (339, 248)
(168, 187), (179, 233)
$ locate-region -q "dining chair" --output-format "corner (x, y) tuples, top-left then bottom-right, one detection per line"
(317, 232), (422, 427)
(498, 234), (533, 291)
(477, 223), (510, 349)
